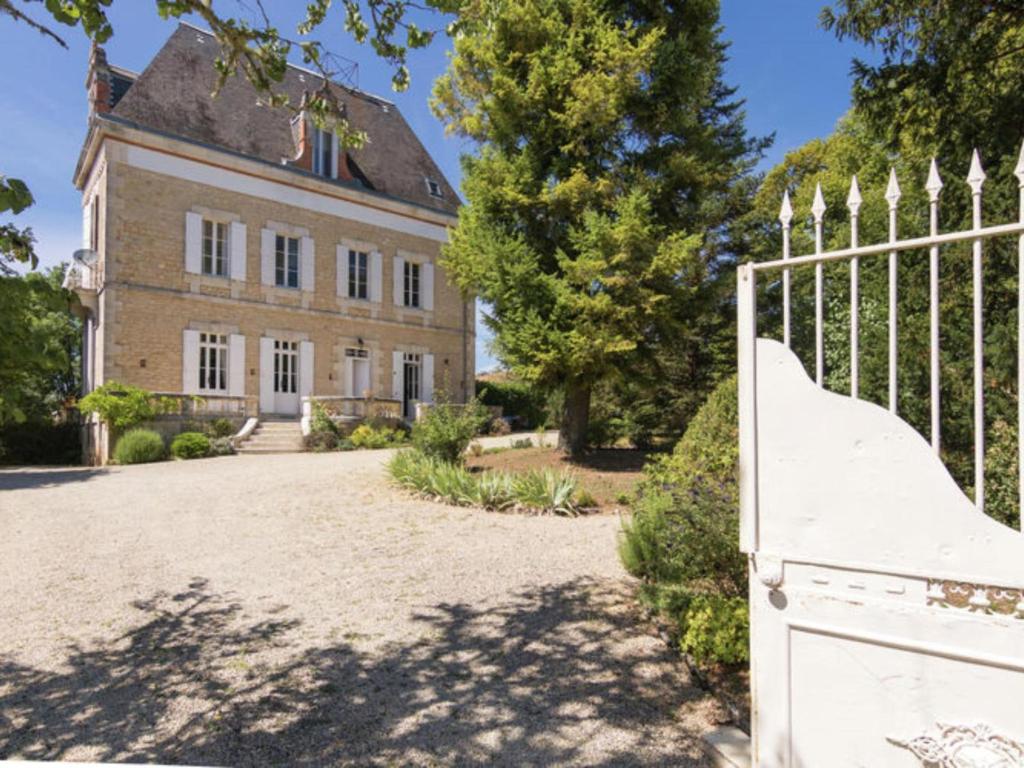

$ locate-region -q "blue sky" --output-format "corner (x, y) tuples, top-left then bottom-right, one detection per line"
(0, 0), (874, 372)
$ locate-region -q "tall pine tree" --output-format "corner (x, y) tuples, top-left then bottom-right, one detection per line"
(433, 0), (765, 453)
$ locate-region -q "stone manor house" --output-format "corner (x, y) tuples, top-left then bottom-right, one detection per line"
(65, 24), (473, 459)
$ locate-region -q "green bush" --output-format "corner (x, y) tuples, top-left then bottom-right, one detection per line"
(388, 449), (579, 515)
(620, 374), (746, 665)
(209, 436), (235, 456)
(411, 392), (488, 464)
(350, 423), (401, 449)
(206, 418), (236, 439)
(476, 379), (549, 429)
(113, 428), (166, 465)
(680, 595), (749, 665)
(310, 401), (339, 436)
(170, 431), (210, 460)
(79, 381), (171, 433)
(304, 430), (340, 452)
(0, 420), (80, 465)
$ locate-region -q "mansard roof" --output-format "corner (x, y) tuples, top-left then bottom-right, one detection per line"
(107, 23), (458, 215)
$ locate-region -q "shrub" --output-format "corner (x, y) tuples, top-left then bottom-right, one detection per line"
(469, 441), (484, 457)
(619, 374), (746, 665)
(304, 430), (340, 452)
(310, 401), (339, 436)
(388, 449), (579, 515)
(411, 392), (488, 463)
(511, 438), (533, 450)
(209, 436), (235, 456)
(476, 379), (549, 429)
(680, 595), (749, 665)
(510, 469), (579, 516)
(113, 428), (166, 465)
(576, 489), (598, 509)
(79, 381), (171, 433)
(170, 431), (211, 460)
(488, 417), (512, 436)
(350, 423), (400, 449)
(0, 420), (80, 465)
(206, 418), (236, 438)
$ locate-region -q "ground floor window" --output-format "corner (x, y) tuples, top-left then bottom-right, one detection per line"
(199, 332), (228, 393)
(403, 352), (421, 419)
(274, 340), (298, 394)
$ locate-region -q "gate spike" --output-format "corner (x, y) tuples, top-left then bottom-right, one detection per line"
(779, 189), (793, 226)
(967, 149), (986, 195)
(1014, 140), (1024, 185)
(846, 175), (862, 215)
(811, 182), (827, 222)
(885, 167), (901, 207)
(926, 158), (943, 202)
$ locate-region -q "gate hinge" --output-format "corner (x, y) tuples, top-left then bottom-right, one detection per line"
(753, 553), (784, 588)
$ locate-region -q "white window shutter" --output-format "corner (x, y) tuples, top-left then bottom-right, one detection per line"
(228, 334), (245, 397)
(336, 244), (348, 297)
(260, 228), (275, 286)
(422, 354), (435, 404)
(299, 340), (314, 398)
(259, 337), (275, 413)
(185, 212), (202, 274)
(392, 350), (403, 400)
(393, 256), (404, 306)
(331, 133), (340, 179)
(300, 236), (315, 292)
(82, 200), (92, 250)
(370, 251), (383, 303)
(229, 221), (247, 282)
(344, 356), (355, 397)
(422, 262), (435, 311)
(182, 329), (200, 394)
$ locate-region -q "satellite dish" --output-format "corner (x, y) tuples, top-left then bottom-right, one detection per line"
(73, 248), (98, 266)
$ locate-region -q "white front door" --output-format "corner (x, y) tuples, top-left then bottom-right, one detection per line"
(273, 339), (299, 414)
(352, 358), (370, 397)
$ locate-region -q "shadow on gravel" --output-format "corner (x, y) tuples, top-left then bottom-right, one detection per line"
(0, 468), (107, 491)
(0, 577), (707, 766)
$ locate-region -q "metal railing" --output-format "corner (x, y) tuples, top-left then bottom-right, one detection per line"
(741, 144), (1024, 525)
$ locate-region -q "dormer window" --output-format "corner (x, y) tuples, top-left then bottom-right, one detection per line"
(425, 178), (443, 198)
(312, 125), (335, 179)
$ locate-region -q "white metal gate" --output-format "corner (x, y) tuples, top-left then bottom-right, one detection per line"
(739, 147), (1024, 766)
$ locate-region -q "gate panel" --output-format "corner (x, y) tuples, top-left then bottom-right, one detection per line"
(738, 146), (1024, 766)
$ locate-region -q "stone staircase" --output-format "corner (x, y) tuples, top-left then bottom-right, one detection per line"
(236, 418), (304, 454)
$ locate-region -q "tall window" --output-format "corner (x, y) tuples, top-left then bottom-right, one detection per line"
(274, 340), (298, 394)
(198, 332), (228, 393)
(202, 219), (227, 277)
(312, 126), (334, 178)
(275, 234), (299, 288)
(348, 249), (368, 300)
(404, 260), (421, 308)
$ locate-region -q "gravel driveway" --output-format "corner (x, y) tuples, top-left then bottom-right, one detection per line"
(0, 452), (714, 766)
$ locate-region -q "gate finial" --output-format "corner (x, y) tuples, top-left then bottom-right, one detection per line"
(885, 167), (902, 208)
(846, 175), (862, 215)
(779, 189), (793, 226)
(926, 158), (943, 203)
(811, 182), (826, 222)
(967, 149), (987, 195)
(1014, 141), (1024, 185)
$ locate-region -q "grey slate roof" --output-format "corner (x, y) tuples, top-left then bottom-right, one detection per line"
(110, 23), (459, 215)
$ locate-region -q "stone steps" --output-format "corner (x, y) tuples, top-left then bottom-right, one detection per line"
(237, 419), (304, 454)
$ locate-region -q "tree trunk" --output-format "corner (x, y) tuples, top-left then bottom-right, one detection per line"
(559, 380), (591, 457)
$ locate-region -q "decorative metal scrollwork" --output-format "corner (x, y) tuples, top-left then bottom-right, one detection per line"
(927, 579), (1024, 619)
(889, 722), (1024, 767)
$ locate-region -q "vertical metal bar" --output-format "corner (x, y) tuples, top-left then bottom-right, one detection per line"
(927, 159), (943, 454)
(886, 168), (901, 414)
(1017, 144), (1024, 530)
(737, 262), (759, 554)
(847, 177), (862, 398)
(812, 184), (826, 387)
(968, 149), (987, 512)
(779, 191), (793, 348)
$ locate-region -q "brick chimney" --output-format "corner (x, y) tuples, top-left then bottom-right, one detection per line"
(86, 42), (112, 117)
